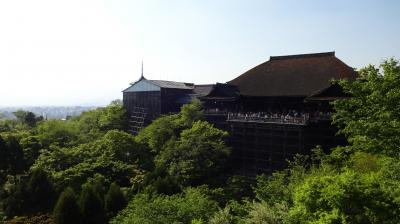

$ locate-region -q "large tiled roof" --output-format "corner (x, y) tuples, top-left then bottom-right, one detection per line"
(228, 52), (357, 97)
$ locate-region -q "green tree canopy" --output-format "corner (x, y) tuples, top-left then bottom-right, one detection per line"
(111, 187), (219, 224)
(135, 100), (204, 154)
(36, 120), (80, 148)
(289, 153), (400, 223)
(333, 59), (400, 157)
(156, 120), (230, 187)
(12, 110), (42, 127)
(75, 104), (127, 142)
(33, 130), (149, 190)
(136, 101), (230, 189)
(35, 104), (127, 148)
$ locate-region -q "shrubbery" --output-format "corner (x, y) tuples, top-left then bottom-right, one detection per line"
(111, 187), (219, 224)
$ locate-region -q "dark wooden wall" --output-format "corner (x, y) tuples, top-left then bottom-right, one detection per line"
(160, 88), (193, 114)
(123, 88), (194, 125)
(205, 117), (345, 177)
(123, 91), (161, 124)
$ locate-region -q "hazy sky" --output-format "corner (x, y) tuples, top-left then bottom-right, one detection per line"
(1, 0), (399, 106)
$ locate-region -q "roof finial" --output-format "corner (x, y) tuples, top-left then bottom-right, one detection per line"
(141, 60), (144, 78)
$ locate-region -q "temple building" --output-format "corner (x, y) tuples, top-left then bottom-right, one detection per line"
(122, 73), (213, 134)
(123, 52), (357, 175)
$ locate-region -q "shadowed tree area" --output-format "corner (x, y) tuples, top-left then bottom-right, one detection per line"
(53, 187), (81, 224)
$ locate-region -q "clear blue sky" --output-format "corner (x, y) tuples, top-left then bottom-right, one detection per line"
(1, 0), (399, 106)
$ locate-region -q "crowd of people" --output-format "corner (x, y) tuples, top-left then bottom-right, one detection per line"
(227, 111), (309, 124)
(204, 108), (333, 124)
(205, 108), (332, 124)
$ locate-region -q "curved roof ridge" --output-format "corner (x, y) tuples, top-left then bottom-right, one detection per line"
(270, 51), (335, 61)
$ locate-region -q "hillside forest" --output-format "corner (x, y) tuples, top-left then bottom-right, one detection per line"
(1, 59), (400, 223)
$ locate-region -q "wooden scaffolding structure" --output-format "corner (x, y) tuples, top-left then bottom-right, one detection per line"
(129, 107), (147, 135)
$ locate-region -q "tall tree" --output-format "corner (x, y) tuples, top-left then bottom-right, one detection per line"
(13, 110), (28, 123)
(2, 177), (30, 217)
(97, 104), (127, 131)
(0, 135), (8, 171)
(2, 168), (55, 217)
(20, 135), (42, 168)
(24, 111), (38, 127)
(105, 182), (127, 219)
(26, 168), (55, 213)
(12, 110), (41, 127)
(333, 59), (400, 157)
(53, 187), (82, 224)
(0, 133), (25, 173)
(79, 183), (105, 224)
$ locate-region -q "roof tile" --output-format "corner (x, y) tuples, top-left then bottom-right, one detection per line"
(228, 52), (357, 97)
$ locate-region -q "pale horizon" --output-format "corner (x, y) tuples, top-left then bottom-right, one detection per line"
(1, 0), (399, 106)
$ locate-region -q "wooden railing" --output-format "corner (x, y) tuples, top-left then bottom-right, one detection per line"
(204, 110), (333, 125)
(227, 113), (309, 125)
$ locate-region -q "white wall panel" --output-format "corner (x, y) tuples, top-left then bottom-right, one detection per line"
(124, 80), (160, 92)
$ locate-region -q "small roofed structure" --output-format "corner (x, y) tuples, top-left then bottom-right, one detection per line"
(200, 83), (240, 114)
(305, 83), (352, 102)
(123, 76), (213, 134)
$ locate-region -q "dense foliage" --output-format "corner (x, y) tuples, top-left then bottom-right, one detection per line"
(33, 130), (150, 190)
(0, 101), (232, 223)
(1, 59), (400, 223)
(0, 104), (131, 222)
(111, 188), (219, 224)
(333, 59), (400, 157)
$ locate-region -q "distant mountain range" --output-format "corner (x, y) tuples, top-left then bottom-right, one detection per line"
(0, 106), (99, 120)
